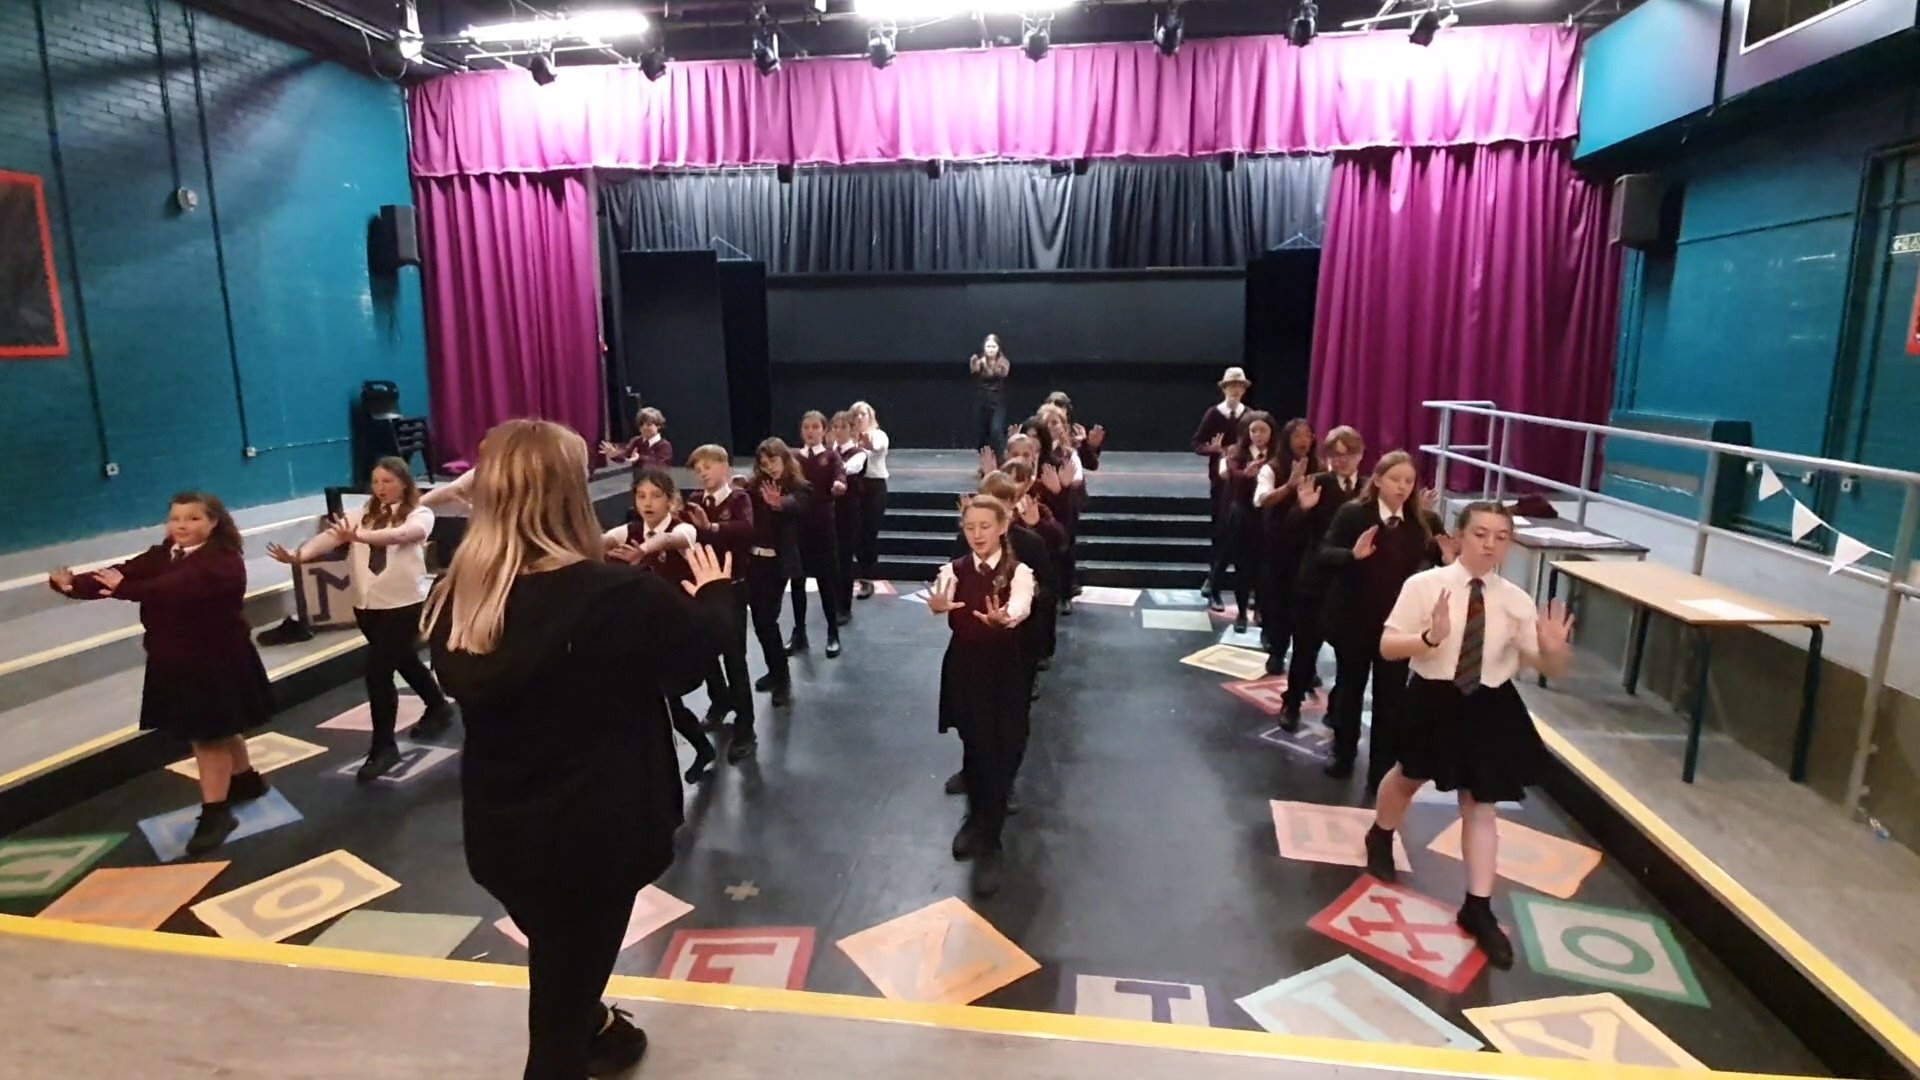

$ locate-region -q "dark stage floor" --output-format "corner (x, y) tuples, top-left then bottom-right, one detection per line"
(0, 587), (1822, 1074)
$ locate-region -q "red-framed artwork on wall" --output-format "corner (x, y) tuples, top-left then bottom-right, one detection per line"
(1, 169), (69, 360)
(1907, 270), (1920, 356)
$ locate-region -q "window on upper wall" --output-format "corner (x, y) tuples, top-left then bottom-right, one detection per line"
(1742, 0), (1867, 49)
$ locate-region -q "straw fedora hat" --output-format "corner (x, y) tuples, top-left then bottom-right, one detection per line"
(1218, 366), (1251, 389)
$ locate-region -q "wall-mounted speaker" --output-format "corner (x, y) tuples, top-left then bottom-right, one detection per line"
(371, 204), (420, 272)
(1610, 174), (1681, 250)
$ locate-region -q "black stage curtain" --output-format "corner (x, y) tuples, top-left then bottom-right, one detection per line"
(601, 155), (1330, 272)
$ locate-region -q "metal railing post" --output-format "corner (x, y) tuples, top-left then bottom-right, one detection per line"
(1435, 407), (1454, 497)
(1576, 431), (1596, 525)
(1846, 483), (1919, 814)
(1692, 449), (1719, 575)
(1494, 416), (1513, 503)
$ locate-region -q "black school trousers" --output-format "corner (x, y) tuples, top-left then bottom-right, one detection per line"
(703, 580), (756, 737)
(1329, 626), (1410, 797)
(353, 603), (447, 752)
(835, 491), (860, 612)
(493, 883), (636, 1080)
(857, 478), (888, 581)
(1281, 590), (1327, 694)
(791, 527), (842, 636)
(747, 558), (791, 690)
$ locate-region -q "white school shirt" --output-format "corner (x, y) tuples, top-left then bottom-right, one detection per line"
(1216, 401), (1245, 420)
(1254, 459), (1289, 505)
(835, 440), (869, 475)
(931, 550), (1036, 627)
(862, 427), (891, 480)
(603, 520), (697, 549)
(295, 504), (434, 611)
(1385, 561), (1538, 688)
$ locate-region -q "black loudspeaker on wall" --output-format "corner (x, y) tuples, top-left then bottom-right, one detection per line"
(372, 204), (421, 272)
(1610, 174), (1681, 250)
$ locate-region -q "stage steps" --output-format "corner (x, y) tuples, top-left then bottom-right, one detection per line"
(873, 489), (1212, 589)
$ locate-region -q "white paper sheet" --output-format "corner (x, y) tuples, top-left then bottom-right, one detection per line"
(1517, 527), (1621, 548)
(1679, 598), (1773, 621)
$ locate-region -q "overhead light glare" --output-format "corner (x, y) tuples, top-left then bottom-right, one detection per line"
(855, 0), (1074, 19)
(462, 10), (651, 44)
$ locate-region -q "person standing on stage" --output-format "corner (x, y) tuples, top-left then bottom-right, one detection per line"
(1364, 501), (1574, 968)
(1278, 426), (1368, 717)
(790, 411), (847, 657)
(849, 400), (890, 600)
(970, 334), (1011, 452)
(1193, 367), (1252, 609)
(599, 406), (673, 469)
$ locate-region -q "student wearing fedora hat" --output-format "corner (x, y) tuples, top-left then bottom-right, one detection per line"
(1192, 367), (1252, 610)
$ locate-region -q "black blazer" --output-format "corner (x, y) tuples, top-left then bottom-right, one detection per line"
(1288, 473), (1367, 596)
(1315, 498), (1446, 647)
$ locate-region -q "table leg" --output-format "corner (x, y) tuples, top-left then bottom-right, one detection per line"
(1682, 626), (1714, 784)
(1623, 605), (1652, 695)
(1532, 551), (1548, 605)
(1790, 625), (1824, 784)
(1539, 566), (1561, 688)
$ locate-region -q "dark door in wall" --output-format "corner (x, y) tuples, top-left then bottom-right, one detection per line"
(1827, 144), (1920, 558)
(614, 251), (773, 457)
(1244, 247), (1321, 426)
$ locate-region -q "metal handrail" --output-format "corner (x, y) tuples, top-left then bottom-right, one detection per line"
(1422, 399), (1919, 820)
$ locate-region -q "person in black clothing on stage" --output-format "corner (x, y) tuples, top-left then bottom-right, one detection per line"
(424, 419), (735, 1080)
(1215, 410), (1276, 633)
(1279, 426), (1368, 719)
(745, 438), (809, 712)
(686, 444), (758, 754)
(1255, 419), (1321, 660)
(1314, 450), (1452, 795)
(969, 334), (1012, 451)
(1192, 367), (1252, 608)
(789, 411), (847, 657)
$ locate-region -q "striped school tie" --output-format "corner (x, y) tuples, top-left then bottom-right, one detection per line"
(1454, 579), (1485, 694)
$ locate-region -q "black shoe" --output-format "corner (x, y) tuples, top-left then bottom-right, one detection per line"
(1279, 704), (1302, 734)
(785, 634), (810, 656)
(227, 769), (269, 804)
(952, 820), (980, 861)
(1234, 612), (1249, 633)
(1458, 905), (1515, 970)
(1059, 599), (1073, 617)
(685, 740), (718, 784)
(834, 611), (851, 628)
(586, 1003), (648, 1077)
(413, 701), (456, 741)
(971, 850), (1005, 897)
(855, 580), (875, 600)
(754, 673), (773, 693)
(726, 737), (758, 764)
(702, 702), (732, 732)
(944, 769), (967, 796)
(1324, 757), (1355, 780)
(184, 803), (237, 857)
(357, 744), (403, 783)
(1208, 594), (1225, 613)
(1364, 826), (1398, 883)
(1036, 655), (1052, 672)
(825, 637), (842, 659)
(770, 684), (793, 708)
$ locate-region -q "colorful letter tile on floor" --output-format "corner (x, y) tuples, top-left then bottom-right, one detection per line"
(317, 695), (425, 734)
(1179, 644), (1269, 681)
(139, 789), (303, 864)
(310, 910), (481, 959)
(37, 862), (227, 929)
(1257, 723), (1336, 759)
(1074, 585), (1141, 607)
(495, 885), (692, 952)
(656, 927), (816, 989)
(331, 743), (458, 784)
(1271, 802), (1410, 872)
(166, 732), (327, 781)
(1236, 956), (1481, 1049)
(1511, 894), (1707, 1006)
(1141, 609), (1214, 632)
(1063, 974), (1214, 1026)
(836, 897), (1039, 1005)
(1464, 993), (1707, 1068)
(191, 850), (400, 943)
(1224, 675), (1290, 716)
(0, 834), (125, 899)
(1309, 877), (1488, 993)
(1427, 818), (1602, 900)
(1146, 589), (1209, 607)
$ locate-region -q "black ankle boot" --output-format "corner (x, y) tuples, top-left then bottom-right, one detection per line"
(185, 802), (238, 856)
(1458, 897), (1514, 969)
(227, 769), (269, 804)
(785, 633), (809, 656)
(1364, 825), (1398, 882)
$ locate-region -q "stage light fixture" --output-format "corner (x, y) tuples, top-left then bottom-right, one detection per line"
(462, 10), (651, 44)
(1287, 2), (1317, 46)
(1152, 5), (1184, 56)
(1022, 18), (1051, 61)
(753, 30), (781, 75)
(639, 45), (668, 80)
(530, 51), (559, 84)
(867, 24), (898, 68)
(1409, 6), (1455, 44)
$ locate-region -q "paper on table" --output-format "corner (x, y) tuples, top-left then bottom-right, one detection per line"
(1679, 597), (1773, 621)
(1518, 527), (1620, 548)
(1512, 516), (1532, 527)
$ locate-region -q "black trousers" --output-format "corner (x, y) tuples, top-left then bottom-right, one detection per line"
(791, 530), (841, 639)
(1208, 517), (1257, 614)
(974, 395), (1007, 452)
(1329, 633), (1410, 795)
(353, 603), (446, 752)
(834, 496), (860, 612)
(703, 581), (755, 736)
(857, 478), (887, 580)
(1282, 592), (1327, 698)
(747, 558), (791, 692)
(963, 712), (1029, 851)
(669, 695), (713, 760)
(494, 884), (636, 1080)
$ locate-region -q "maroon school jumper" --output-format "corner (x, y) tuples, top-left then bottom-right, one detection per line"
(621, 436), (675, 469)
(692, 487), (754, 580)
(622, 519), (695, 588)
(937, 554), (1030, 848)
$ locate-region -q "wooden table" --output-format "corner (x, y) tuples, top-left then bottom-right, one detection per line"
(1543, 560), (1830, 785)
(1510, 519), (1648, 603)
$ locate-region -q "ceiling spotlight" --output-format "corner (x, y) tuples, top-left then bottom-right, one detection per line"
(1409, 6), (1454, 45)
(868, 24), (897, 68)
(1288, 2), (1317, 46)
(529, 51), (558, 84)
(1152, 5), (1184, 56)
(1022, 17), (1051, 61)
(639, 45), (668, 80)
(752, 24), (781, 75)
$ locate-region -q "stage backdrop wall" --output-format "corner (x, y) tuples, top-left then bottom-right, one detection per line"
(766, 270), (1269, 451)
(0, 1), (426, 554)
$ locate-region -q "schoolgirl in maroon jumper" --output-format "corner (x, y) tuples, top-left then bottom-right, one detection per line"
(685, 444), (760, 759)
(50, 492), (272, 856)
(1282, 426), (1369, 718)
(744, 438), (809, 711)
(1215, 410), (1276, 633)
(1254, 418), (1322, 662)
(599, 406), (674, 469)
(1315, 450), (1452, 795)
(1002, 457), (1067, 672)
(831, 410), (866, 622)
(789, 411), (847, 657)
(1022, 415), (1079, 615)
(928, 494), (1036, 898)
(605, 467), (719, 782)
(1193, 367), (1252, 607)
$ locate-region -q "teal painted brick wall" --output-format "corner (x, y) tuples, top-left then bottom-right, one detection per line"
(0, 0), (426, 554)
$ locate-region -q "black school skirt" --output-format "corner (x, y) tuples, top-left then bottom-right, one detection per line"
(937, 634), (1028, 738)
(1396, 675), (1542, 805)
(140, 650), (273, 744)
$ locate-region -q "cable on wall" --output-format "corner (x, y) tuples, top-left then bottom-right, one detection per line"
(183, 6), (255, 458)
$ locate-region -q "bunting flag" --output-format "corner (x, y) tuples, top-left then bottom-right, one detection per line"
(1790, 500), (1823, 541)
(1757, 464), (1784, 501)
(1831, 534), (1874, 575)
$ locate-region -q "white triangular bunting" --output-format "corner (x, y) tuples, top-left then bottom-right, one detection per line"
(1830, 534), (1873, 575)
(1791, 500), (1823, 541)
(1757, 464), (1784, 501)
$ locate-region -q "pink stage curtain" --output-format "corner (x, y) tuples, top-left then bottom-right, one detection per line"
(413, 172), (603, 460)
(1307, 140), (1620, 488)
(409, 26), (1580, 176)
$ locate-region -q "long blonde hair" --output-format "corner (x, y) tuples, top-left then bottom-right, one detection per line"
(422, 420), (604, 654)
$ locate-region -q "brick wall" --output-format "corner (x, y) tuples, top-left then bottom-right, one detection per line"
(0, 0), (427, 553)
